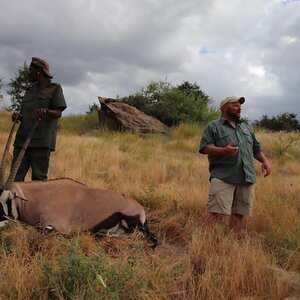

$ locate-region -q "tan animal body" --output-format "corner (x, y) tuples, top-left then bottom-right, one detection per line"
(0, 121), (157, 247)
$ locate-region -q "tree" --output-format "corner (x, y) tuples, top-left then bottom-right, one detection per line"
(0, 76), (3, 94)
(177, 81), (210, 103)
(0, 77), (3, 105)
(0, 77), (2, 90)
(86, 102), (100, 114)
(254, 113), (300, 131)
(7, 62), (31, 112)
(122, 80), (218, 126)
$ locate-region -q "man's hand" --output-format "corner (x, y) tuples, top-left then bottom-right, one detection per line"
(36, 108), (48, 121)
(224, 143), (239, 156)
(254, 151), (271, 177)
(12, 112), (21, 123)
(261, 161), (271, 177)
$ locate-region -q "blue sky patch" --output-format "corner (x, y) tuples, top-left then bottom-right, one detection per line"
(199, 47), (216, 56)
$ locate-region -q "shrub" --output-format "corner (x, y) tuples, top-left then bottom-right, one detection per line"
(41, 238), (147, 299)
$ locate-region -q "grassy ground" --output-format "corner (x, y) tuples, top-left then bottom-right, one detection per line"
(0, 110), (299, 299)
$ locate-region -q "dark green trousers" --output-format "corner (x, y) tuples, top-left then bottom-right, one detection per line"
(12, 147), (51, 181)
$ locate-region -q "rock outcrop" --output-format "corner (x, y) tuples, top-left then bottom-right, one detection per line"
(98, 97), (167, 134)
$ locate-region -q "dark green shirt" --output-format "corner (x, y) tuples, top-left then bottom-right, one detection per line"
(199, 118), (262, 184)
(14, 82), (67, 151)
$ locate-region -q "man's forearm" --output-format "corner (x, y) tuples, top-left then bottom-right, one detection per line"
(47, 109), (62, 119)
(254, 151), (268, 163)
(200, 143), (240, 157)
(200, 145), (227, 156)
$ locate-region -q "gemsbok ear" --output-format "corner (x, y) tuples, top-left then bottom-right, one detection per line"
(0, 190), (11, 216)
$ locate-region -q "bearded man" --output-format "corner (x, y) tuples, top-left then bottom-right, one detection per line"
(199, 96), (271, 237)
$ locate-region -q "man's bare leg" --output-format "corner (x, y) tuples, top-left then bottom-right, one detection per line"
(229, 213), (244, 238)
(201, 212), (220, 229)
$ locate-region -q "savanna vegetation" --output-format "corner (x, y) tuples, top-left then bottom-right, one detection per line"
(254, 113), (300, 132)
(0, 109), (299, 299)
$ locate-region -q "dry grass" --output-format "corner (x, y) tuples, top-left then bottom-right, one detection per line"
(0, 113), (299, 299)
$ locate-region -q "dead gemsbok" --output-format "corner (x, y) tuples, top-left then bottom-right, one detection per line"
(0, 121), (157, 247)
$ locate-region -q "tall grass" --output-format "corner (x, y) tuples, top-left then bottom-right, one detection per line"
(59, 111), (100, 135)
(0, 110), (12, 132)
(0, 110), (299, 299)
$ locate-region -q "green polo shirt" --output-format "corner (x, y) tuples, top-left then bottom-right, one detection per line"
(14, 82), (67, 151)
(199, 118), (262, 184)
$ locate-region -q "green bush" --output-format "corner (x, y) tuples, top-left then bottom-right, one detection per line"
(41, 238), (147, 300)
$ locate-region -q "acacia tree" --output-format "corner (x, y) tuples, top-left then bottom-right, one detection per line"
(7, 62), (31, 112)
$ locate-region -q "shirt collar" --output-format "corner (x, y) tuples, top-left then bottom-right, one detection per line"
(35, 81), (51, 90)
(220, 117), (242, 127)
(220, 117), (234, 127)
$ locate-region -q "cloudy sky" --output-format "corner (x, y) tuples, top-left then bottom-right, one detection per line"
(0, 0), (299, 121)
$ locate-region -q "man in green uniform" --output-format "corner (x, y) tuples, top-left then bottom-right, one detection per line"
(199, 96), (271, 237)
(12, 57), (67, 181)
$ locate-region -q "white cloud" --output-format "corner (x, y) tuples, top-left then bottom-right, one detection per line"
(247, 65), (266, 78)
(281, 36), (299, 44)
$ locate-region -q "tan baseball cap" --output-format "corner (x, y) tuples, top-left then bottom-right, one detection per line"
(220, 96), (245, 108)
(30, 57), (53, 78)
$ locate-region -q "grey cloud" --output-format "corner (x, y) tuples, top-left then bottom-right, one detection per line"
(0, 0), (299, 120)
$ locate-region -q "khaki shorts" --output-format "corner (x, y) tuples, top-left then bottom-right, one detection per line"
(206, 178), (255, 216)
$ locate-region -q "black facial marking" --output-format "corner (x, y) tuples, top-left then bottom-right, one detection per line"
(0, 203), (5, 221)
(0, 199), (15, 219)
(141, 220), (158, 248)
(7, 200), (12, 215)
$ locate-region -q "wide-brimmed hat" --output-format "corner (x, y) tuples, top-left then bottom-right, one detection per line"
(220, 96), (245, 108)
(30, 57), (53, 78)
